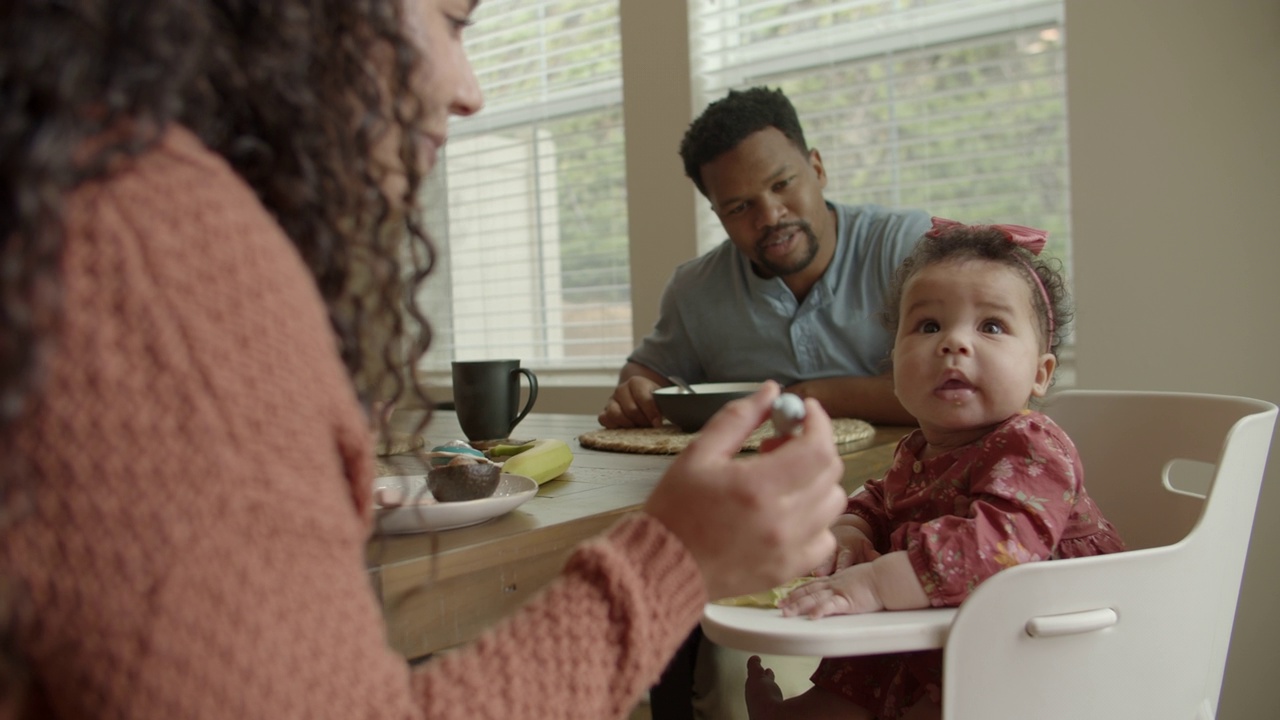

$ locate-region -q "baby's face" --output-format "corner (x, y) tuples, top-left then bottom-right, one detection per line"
(891, 258), (1055, 444)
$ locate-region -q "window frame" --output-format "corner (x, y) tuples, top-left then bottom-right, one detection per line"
(418, 0), (1074, 406)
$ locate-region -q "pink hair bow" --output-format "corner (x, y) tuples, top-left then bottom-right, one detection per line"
(926, 216), (1048, 255)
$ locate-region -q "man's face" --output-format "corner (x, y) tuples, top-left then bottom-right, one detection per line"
(699, 127), (830, 278)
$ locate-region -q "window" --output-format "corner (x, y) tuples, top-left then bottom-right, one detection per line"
(420, 0), (633, 373)
(692, 0), (1069, 259)
(421, 0), (1072, 380)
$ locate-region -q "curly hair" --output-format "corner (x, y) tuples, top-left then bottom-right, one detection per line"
(0, 0), (436, 437)
(678, 86), (808, 196)
(881, 225), (1073, 359)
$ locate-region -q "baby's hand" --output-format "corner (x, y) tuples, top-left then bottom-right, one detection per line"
(811, 524), (880, 577)
(778, 563), (885, 619)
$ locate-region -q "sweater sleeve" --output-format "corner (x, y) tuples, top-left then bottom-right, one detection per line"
(145, 506), (703, 720)
(411, 515), (706, 718)
(2, 128), (705, 720)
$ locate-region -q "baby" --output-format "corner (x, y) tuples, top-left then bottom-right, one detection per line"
(746, 218), (1125, 720)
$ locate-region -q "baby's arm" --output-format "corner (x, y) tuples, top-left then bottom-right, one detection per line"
(779, 550), (928, 619)
(811, 514), (880, 577)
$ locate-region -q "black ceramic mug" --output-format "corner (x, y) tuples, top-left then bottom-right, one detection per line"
(451, 359), (539, 442)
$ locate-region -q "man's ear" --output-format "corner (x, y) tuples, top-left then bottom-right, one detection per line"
(809, 148), (828, 189)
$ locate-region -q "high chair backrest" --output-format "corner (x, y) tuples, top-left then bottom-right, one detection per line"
(941, 390), (1277, 720)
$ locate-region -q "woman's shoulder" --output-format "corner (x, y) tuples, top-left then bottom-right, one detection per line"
(66, 124), (313, 293)
(78, 124), (267, 224)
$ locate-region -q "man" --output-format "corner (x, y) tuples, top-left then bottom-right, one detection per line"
(599, 86), (929, 430)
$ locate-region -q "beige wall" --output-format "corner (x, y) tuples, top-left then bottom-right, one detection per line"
(1066, 1), (1280, 717)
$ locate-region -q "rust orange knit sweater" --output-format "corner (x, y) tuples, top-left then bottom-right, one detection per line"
(0, 127), (706, 719)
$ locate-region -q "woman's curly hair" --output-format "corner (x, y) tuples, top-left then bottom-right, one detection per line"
(0, 0), (436, 436)
(1, 2), (444, 707)
(881, 225), (1073, 359)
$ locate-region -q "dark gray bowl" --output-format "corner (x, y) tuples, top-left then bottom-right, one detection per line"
(427, 462), (502, 502)
(652, 382), (762, 433)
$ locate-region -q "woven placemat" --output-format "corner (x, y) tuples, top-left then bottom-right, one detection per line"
(373, 431), (430, 478)
(375, 433), (426, 456)
(578, 417), (875, 455)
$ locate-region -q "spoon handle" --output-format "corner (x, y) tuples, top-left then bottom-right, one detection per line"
(666, 375), (696, 394)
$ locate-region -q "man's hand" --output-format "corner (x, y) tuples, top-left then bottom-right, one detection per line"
(598, 364), (667, 428)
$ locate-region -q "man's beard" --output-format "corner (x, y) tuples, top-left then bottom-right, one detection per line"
(754, 221), (819, 277)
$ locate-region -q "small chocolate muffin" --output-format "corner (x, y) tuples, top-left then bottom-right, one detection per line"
(426, 457), (501, 502)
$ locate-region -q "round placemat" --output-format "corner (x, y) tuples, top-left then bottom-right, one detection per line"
(376, 433), (426, 457)
(578, 418), (875, 455)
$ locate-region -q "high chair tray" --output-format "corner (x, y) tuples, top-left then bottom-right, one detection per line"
(700, 604), (957, 657)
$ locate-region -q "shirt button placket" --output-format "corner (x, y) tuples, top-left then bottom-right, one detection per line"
(792, 317), (817, 374)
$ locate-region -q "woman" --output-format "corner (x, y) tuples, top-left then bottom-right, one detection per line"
(0, 1), (847, 717)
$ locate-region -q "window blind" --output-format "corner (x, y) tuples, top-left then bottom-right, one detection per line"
(420, 0), (632, 372)
(691, 0), (1071, 266)
(420, 0), (1072, 377)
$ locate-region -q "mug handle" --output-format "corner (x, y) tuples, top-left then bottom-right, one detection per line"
(510, 367), (539, 431)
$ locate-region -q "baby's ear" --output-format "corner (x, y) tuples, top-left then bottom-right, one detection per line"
(1031, 352), (1057, 397)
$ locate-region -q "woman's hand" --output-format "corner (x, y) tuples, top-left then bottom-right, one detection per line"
(643, 381), (847, 602)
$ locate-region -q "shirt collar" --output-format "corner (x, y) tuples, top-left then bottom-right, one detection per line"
(739, 200), (841, 308)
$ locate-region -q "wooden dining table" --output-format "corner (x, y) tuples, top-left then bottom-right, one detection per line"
(368, 410), (912, 661)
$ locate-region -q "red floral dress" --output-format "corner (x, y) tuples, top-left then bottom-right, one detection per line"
(810, 411), (1126, 718)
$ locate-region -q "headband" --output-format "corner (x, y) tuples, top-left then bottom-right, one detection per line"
(925, 216), (1054, 349)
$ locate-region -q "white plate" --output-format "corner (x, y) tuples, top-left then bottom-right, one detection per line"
(373, 473), (538, 534)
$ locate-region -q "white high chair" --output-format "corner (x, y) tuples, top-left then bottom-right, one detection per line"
(942, 390), (1276, 719)
(700, 390), (1277, 719)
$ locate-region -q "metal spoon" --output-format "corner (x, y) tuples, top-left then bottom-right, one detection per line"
(666, 375), (696, 394)
(770, 393), (806, 437)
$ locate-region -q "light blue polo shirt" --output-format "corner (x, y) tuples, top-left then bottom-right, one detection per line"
(628, 202), (930, 386)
